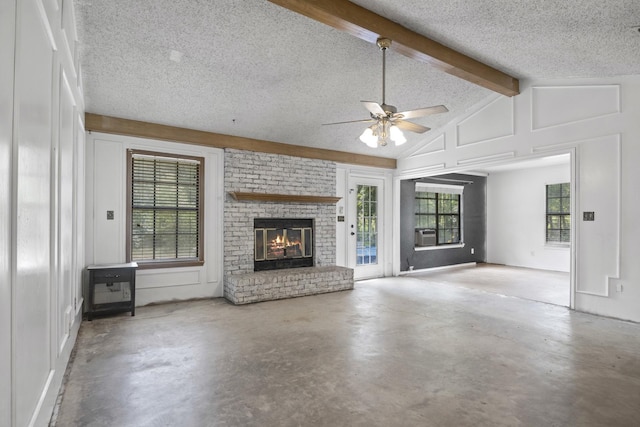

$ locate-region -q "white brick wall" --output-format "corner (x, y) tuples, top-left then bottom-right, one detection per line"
(224, 149), (337, 276)
(223, 149), (352, 304)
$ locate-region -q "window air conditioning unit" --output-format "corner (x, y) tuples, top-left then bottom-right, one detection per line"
(415, 229), (436, 247)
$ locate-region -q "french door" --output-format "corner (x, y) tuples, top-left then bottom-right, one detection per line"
(348, 177), (385, 279)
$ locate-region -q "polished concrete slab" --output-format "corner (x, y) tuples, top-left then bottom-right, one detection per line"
(408, 263), (570, 307)
(53, 275), (639, 426)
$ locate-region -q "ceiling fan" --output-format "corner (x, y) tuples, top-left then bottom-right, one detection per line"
(324, 37), (448, 148)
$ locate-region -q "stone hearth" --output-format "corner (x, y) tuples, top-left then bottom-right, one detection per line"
(224, 266), (353, 305)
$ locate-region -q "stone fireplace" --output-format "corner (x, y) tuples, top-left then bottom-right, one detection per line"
(223, 149), (353, 304)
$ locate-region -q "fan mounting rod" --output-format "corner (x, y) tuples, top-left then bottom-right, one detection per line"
(377, 38), (391, 107)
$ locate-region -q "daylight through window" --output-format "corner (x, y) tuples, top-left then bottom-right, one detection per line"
(127, 150), (204, 267)
(415, 184), (462, 245)
(546, 182), (570, 244)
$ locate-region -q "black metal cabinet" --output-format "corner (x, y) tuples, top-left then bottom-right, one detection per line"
(87, 262), (138, 321)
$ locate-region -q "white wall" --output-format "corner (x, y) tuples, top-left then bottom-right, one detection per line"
(86, 133), (225, 305)
(487, 163), (571, 272)
(0, 0), (16, 424)
(396, 76), (640, 322)
(3, 0), (86, 425)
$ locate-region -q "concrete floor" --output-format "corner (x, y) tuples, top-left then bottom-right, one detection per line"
(54, 274), (640, 426)
(408, 263), (570, 307)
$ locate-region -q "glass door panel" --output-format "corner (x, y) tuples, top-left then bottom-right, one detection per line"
(357, 184), (378, 266)
(348, 176), (384, 280)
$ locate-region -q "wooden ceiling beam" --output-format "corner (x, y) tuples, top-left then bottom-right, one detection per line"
(85, 113), (397, 169)
(268, 0), (520, 97)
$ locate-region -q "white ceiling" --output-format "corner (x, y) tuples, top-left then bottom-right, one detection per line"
(74, 0), (640, 159)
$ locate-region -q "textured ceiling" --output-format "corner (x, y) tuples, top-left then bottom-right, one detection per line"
(74, 0), (640, 159)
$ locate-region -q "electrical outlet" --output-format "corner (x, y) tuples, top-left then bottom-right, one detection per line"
(471, 248), (475, 255)
(616, 283), (623, 293)
(107, 210), (114, 220)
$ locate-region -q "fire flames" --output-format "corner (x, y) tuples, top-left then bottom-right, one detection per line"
(268, 232), (302, 258)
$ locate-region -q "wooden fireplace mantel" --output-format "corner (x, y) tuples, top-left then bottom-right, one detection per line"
(228, 191), (341, 204)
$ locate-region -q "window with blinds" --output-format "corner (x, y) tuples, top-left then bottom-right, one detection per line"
(127, 150), (204, 267)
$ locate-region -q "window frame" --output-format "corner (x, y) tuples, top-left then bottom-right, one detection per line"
(126, 149), (205, 269)
(545, 182), (571, 245)
(415, 190), (462, 246)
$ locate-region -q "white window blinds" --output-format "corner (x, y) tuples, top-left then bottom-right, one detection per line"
(130, 153), (202, 262)
(415, 182), (464, 195)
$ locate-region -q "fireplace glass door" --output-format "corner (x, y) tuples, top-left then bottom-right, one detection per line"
(265, 228), (304, 259)
(254, 219), (313, 271)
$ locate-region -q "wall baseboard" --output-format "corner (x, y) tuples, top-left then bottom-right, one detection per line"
(398, 262), (477, 276)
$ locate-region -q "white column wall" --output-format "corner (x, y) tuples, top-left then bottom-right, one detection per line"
(0, 1), (17, 425)
(85, 133), (225, 305)
(3, 0), (86, 425)
(487, 164), (571, 272)
(396, 76), (640, 322)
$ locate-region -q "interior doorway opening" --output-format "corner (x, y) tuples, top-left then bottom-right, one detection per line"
(399, 153), (573, 308)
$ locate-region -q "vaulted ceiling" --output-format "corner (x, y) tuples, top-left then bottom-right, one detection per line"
(74, 0), (640, 159)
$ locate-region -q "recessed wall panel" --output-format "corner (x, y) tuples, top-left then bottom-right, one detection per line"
(14, 0), (55, 424)
(410, 134), (445, 157)
(93, 139), (124, 264)
(577, 135), (620, 295)
(137, 269), (202, 289)
(457, 96), (514, 147)
(0, 0), (15, 423)
(532, 85), (620, 130)
(58, 69), (75, 353)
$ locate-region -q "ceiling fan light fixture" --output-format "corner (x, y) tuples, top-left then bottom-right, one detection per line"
(359, 126), (378, 147)
(323, 37), (447, 148)
(390, 125), (407, 146)
(377, 119), (391, 146)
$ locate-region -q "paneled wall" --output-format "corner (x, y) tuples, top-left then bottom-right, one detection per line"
(85, 133), (225, 305)
(397, 76), (640, 322)
(2, 0), (86, 425)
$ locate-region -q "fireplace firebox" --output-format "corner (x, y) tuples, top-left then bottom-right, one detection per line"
(254, 218), (313, 271)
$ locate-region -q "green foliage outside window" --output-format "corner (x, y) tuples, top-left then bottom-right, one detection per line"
(129, 152), (203, 264)
(546, 183), (570, 243)
(356, 185), (378, 266)
(415, 191), (460, 245)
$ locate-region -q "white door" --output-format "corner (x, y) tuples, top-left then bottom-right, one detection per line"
(348, 177), (384, 279)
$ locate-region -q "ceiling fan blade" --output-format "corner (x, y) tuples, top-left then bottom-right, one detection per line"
(322, 118), (375, 126)
(394, 119), (430, 134)
(395, 105), (449, 120)
(361, 101), (386, 116)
